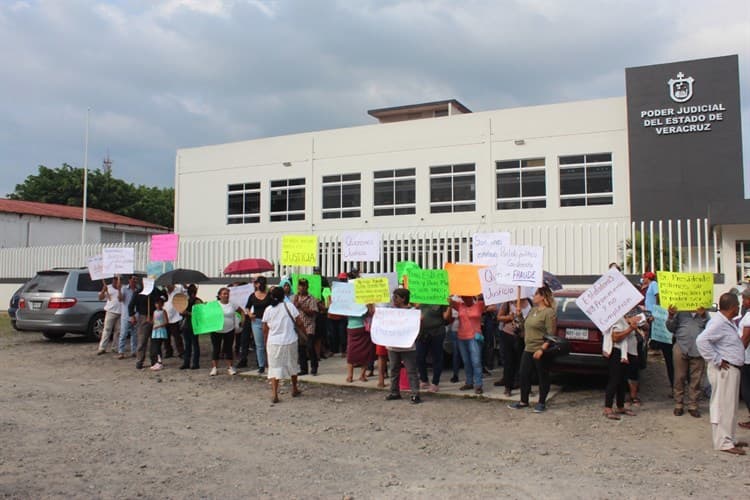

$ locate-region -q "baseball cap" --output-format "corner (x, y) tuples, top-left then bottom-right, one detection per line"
(642, 272), (656, 280)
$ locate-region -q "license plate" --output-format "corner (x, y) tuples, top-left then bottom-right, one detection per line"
(565, 328), (589, 340)
(30, 301), (42, 311)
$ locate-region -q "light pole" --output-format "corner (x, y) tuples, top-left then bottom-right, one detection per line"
(81, 108), (89, 246)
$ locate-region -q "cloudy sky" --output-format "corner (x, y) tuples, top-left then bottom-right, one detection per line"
(1, 0), (748, 197)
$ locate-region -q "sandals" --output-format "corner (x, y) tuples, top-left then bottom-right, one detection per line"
(738, 421), (750, 430)
(616, 408), (636, 417)
(292, 389), (302, 397)
(603, 409), (621, 420)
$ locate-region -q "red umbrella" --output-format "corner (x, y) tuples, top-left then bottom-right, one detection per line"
(223, 258), (274, 275)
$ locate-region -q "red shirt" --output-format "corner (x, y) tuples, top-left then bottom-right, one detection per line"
(456, 300), (484, 340)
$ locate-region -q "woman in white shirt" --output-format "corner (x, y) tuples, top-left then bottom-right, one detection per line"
(209, 288), (244, 377)
(603, 315), (640, 420)
(263, 286), (306, 403)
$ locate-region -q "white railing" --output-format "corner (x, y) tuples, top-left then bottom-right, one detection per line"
(0, 219), (718, 279)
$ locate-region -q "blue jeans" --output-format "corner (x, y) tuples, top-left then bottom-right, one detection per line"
(118, 315), (137, 354)
(416, 333), (445, 385)
(251, 318), (266, 369)
(457, 337), (483, 388)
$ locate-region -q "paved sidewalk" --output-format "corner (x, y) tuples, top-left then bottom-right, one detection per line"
(238, 353), (560, 402)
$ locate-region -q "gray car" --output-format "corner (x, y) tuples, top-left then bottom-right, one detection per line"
(15, 268), (110, 341)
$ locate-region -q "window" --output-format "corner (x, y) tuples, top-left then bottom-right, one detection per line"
(559, 153), (613, 206)
(495, 158), (546, 210)
(227, 182), (261, 224)
(429, 163), (476, 213)
(322, 173), (361, 219)
(270, 178), (305, 222)
(373, 168), (416, 216)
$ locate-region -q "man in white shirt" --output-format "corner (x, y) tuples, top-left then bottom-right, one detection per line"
(738, 297), (750, 430)
(97, 277), (123, 355)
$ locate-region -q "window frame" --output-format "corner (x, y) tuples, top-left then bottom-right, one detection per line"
(269, 178), (306, 222)
(429, 163), (476, 214)
(321, 173), (361, 220)
(227, 182), (261, 224)
(558, 153), (613, 207)
(495, 158), (547, 210)
(373, 168), (417, 217)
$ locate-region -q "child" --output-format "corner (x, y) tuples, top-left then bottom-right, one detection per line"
(149, 298), (169, 371)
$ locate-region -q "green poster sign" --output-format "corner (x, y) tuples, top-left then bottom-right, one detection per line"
(191, 301), (224, 335)
(292, 273), (322, 299)
(396, 260), (420, 283)
(405, 268), (449, 305)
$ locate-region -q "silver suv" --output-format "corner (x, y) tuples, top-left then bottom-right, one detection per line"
(16, 268), (109, 341)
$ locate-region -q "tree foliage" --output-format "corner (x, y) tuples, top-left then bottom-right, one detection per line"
(8, 164), (174, 228)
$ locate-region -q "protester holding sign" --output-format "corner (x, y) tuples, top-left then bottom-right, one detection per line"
(345, 302), (375, 384)
(262, 286), (305, 403)
(96, 277), (123, 355)
(179, 284), (202, 370)
(415, 303), (450, 393)
(666, 305), (708, 417)
(450, 295), (486, 395)
(641, 272), (675, 396)
(495, 298), (532, 396)
(602, 315), (640, 420)
(209, 288), (244, 377)
(384, 288), (422, 404)
(243, 277), (272, 374)
(117, 275), (139, 359)
(293, 278), (319, 376)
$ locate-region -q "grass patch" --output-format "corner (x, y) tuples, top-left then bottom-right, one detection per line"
(0, 313), (13, 337)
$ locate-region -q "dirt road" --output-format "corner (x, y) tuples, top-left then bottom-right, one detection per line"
(0, 324), (748, 499)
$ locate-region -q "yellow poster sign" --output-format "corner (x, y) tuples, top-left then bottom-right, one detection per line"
(656, 271), (714, 310)
(353, 277), (391, 304)
(280, 235), (318, 266)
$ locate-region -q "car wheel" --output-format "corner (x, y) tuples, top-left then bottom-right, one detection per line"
(87, 312), (105, 341)
(42, 331), (66, 341)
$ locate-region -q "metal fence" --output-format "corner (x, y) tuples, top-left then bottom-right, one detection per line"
(0, 219), (718, 279)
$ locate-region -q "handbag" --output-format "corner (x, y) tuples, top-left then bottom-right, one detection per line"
(283, 302), (308, 344)
(542, 334), (571, 357)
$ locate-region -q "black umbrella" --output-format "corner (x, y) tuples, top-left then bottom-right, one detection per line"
(543, 271), (563, 291)
(154, 268), (209, 287)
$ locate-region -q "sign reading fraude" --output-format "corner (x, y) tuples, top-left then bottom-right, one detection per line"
(353, 277), (391, 304)
(281, 235), (318, 266)
(495, 245), (543, 287)
(405, 268), (449, 305)
(576, 268), (644, 333)
(478, 266), (534, 306)
(370, 307), (421, 349)
(656, 271), (714, 310)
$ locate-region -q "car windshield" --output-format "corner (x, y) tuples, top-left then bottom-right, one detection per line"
(556, 297), (591, 322)
(24, 272), (68, 293)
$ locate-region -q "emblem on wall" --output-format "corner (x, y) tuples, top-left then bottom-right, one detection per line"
(667, 72), (694, 103)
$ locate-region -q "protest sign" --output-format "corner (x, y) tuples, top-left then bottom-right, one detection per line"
(656, 271), (714, 310)
(229, 284), (253, 310)
(87, 255), (109, 281)
(342, 231), (381, 262)
(322, 287), (331, 301)
(292, 273), (322, 299)
(327, 281), (367, 316)
(150, 233), (179, 262)
(445, 263), (483, 296)
(472, 232), (511, 266)
(280, 235), (318, 266)
(478, 266), (534, 306)
(354, 277), (391, 304)
(576, 268), (644, 332)
(140, 278), (155, 296)
(650, 305), (673, 344)
(102, 247), (135, 276)
(146, 261), (173, 278)
(495, 245), (543, 287)
(191, 301), (224, 335)
(370, 307), (421, 349)
(405, 268), (449, 305)
(362, 272), (398, 297)
(396, 261), (420, 283)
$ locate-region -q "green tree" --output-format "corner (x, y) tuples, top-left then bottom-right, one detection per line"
(8, 164), (174, 228)
(625, 231), (681, 272)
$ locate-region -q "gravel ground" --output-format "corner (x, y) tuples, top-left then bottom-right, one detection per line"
(0, 321), (748, 499)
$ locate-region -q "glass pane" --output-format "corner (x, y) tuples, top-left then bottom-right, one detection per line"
(454, 203), (475, 212)
(342, 210), (360, 218)
(270, 190), (287, 212)
(342, 173), (360, 182)
(559, 155), (584, 165)
(522, 158), (545, 168)
(374, 207), (393, 216)
(246, 182), (260, 190)
(244, 215), (260, 223)
(395, 206), (415, 215)
(322, 211), (339, 219)
(497, 172), (520, 199)
(374, 170), (392, 179)
(498, 200), (521, 210)
(374, 181), (393, 206)
(322, 185), (340, 209)
(560, 197), (586, 207)
(430, 204), (452, 213)
(228, 183), (243, 191)
(587, 166), (612, 194)
(560, 167), (585, 195)
(227, 218), (242, 225)
(270, 214), (286, 222)
(522, 199), (546, 209)
(431, 165), (451, 175)
(431, 177), (452, 203)
(288, 188), (305, 211)
(341, 184), (360, 208)
(453, 163), (475, 173)
(394, 180), (415, 204)
(270, 179), (286, 188)
(77, 273), (100, 292)
(522, 170), (546, 197)
(228, 193), (243, 215)
(496, 160), (519, 170)
(288, 212), (305, 221)
(588, 196), (613, 206)
(396, 168), (416, 177)
(586, 153), (612, 163)
(453, 174), (475, 201)
(245, 192), (260, 214)
(322, 174), (340, 183)
(288, 178), (305, 186)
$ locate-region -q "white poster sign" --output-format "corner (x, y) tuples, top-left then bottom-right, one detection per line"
(478, 267), (535, 306)
(575, 268), (644, 332)
(472, 232), (511, 265)
(102, 247), (135, 276)
(87, 255), (110, 281)
(342, 231), (381, 262)
(370, 307), (421, 349)
(362, 272), (398, 299)
(327, 281), (368, 316)
(140, 277), (155, 296)
(495, 245), (543, 287)
(229, 284), (253, 310)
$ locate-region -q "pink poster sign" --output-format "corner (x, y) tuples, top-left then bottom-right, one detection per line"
(150, 233), (179, 262)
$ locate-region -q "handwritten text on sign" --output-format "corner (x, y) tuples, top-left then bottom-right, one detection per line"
(656, 271), (714, 310)
(478, 267), (534, 306)
(650, 305), (673, 344)
(495, 245), (543, 287)
(342, 231), (381, 262)
(281, 235), (318, 266)
(87, 255), (109, 281)
(576, 268), (644, 332)
(102, 247), (135, 276)
(405, 268), (449, 305)
(354, 277), (391, 304)
(472, 232), (511, 266)
(370, 307), (421, 349)
(327, 281), (367, 316)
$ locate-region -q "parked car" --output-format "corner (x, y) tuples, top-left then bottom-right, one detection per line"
(16, 268), (113, 341)
(8, 284), (26, 330)
(549, 290), (609, 374)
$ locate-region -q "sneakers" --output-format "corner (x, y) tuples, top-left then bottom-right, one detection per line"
(227, 366), (237, 376)
(533, 403), (546, 413)
(508, 402), (529, 410)
(149, 363), (163, 371)
(459, 384), (473, 391)
(209, 367), (218, 376)
(410, 395), (422, 404)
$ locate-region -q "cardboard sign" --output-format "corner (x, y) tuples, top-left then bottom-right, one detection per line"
(281, 235), (318, 266)
(396, 261), (420, 283)
(472, 232), (511, 266)
(87, 255), (110, 281)
(342, 231), (381, 262)
(102, 247), (135, 276)
(150, 233), (179, 262)
(327, 281), (367, 316)
(405, 268), (449, 305)
(354, 277), (391, 304)
(362, 272), (398, 297)
(650, 305), (673, 344)
(229, 284), (253, 310)
(291, 273), (322, 300)
(495, 245), (543, 287)
(478, 267), (534, 306)
(576, 268), (645, 332)
(370, 307), (421, 349)
(656, 271), (714, 310)
(445, 262), (483, 296)
(140, 278), (155, 296)
(191, 301), (224, 335)
(146, 261), (174, 278)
